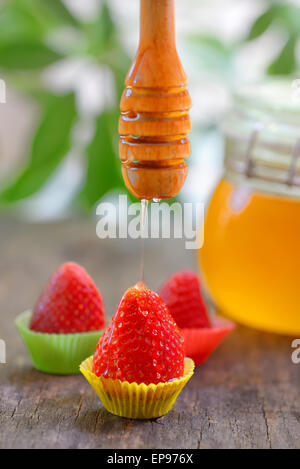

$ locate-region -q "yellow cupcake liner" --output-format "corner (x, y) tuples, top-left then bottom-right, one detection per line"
(80, 356), (194, 419)
(16, 311), (105, 375)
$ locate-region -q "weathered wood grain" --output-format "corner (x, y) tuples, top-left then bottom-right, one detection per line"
(0, 217), (299, 449)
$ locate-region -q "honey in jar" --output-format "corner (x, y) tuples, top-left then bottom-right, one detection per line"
(199, 81), (300, 335)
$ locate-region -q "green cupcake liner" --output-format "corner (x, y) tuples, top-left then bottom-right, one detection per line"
(15, 311), (105, 375)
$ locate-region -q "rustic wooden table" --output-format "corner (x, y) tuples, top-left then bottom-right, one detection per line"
(0, 217), (299, 449)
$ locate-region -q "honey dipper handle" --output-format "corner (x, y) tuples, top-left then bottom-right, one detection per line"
(119, 0), (192, 200)
(139, 0), (175, 49)
(126, 0), (187, 89)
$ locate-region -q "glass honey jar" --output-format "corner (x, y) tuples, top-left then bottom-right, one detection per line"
(199, 80), (300, 335)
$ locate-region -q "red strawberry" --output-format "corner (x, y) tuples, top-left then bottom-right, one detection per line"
(160, 270), (236, 366)
(30, 262), (105, 333)
(93, 283), (184, 385)
(159, 270), (211, 329)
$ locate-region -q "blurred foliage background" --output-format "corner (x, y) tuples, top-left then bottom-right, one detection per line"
(0, 0), (299, 219)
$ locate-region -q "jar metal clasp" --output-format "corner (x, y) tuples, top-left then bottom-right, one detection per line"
(286, 138), (300, 186)
(244, 123), (300, 188)
(244, 123), (264, 179)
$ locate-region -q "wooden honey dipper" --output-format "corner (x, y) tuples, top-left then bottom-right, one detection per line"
(119, 0), (192, 200)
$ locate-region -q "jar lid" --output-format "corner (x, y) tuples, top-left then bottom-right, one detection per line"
(223, 79), (300, 197)
(234, 79), (300, 121)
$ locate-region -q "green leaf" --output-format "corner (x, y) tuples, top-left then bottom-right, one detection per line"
(78, 111), (125, 209)
(86, 1), (116, 57)
(39, 0), (79, 27)
(83, 1), (130, 99)
(279, 4), (300, 37)
(247, 7), (277, 41)
(0, 3), (44, 43)
(267, 36), (297, 75)
(106, 46), (131, 99)
(95, 2), (115, 45)
(185, 33), (233, 79)
(0, 42), (63, 70)
(0, 0), (78, 44)
(0, 93), (77, 203)
(187, 33), (232, 56)
(78, 111), (123, 208)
